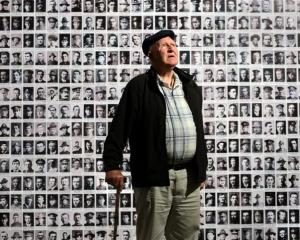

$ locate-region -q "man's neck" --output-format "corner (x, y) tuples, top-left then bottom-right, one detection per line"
(159, 71), (174, 88)
(154, 66), (175, 88)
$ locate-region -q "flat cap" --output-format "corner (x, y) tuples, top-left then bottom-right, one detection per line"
(142, 30), (175, 56)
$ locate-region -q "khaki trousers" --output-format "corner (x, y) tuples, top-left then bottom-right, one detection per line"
(134, 168), (200, 240)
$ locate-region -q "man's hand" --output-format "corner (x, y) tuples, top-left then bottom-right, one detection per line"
(105, 170), (124, 190)
(200, 181), (206, 190)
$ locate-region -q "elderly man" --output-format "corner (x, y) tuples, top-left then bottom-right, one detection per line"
(103, 30), (207, 240)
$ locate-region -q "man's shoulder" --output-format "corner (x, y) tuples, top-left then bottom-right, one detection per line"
(174, 67), (193, 81)
(125, 72), (148, 91)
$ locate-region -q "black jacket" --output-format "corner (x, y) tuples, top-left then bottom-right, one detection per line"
(103, 67), (207, 187)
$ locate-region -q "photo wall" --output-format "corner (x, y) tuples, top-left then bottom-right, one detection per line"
(0, 0), (300, 239)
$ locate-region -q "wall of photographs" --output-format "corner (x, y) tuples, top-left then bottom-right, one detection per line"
(0, 0), (300, 239)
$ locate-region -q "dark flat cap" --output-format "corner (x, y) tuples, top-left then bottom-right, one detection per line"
(142, 30), (175, 56)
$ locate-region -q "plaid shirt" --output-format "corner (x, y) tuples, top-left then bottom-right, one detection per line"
(158, 72), (197, 165)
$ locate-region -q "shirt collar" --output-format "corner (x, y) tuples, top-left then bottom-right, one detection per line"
(157, 71), (181, 89)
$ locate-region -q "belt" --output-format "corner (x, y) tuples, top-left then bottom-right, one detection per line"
(168, 162), (191, 170)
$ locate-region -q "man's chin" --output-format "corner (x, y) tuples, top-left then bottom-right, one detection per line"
(166, 61), (178, 68)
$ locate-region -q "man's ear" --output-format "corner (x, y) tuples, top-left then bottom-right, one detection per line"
(148, 51), (152, 58)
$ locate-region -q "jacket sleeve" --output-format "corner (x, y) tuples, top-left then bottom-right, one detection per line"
(103, 80), (139, 171)
(197, 84), (208, 174)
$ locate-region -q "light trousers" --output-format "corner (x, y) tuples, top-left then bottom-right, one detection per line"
(134, 168), (201, 240)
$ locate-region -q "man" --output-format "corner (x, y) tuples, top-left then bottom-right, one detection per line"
(103, 30), (207, 240)
(60, 213), (70, 226)
(11, 213), (22, 227)
(24, 52), (34, 65)
(23, 213), (34, 227)
(48, 213), (58, 226)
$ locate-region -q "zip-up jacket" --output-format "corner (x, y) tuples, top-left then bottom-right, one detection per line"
(103, 67), (208, 187)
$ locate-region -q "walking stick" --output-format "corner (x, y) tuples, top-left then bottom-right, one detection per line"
(113, 187), (121, 240)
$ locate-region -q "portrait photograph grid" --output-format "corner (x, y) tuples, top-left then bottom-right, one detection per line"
(0, 0), (300, 239)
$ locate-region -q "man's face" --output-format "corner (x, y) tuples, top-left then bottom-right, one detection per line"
(97, 71), (105, 80)
(73, 178), (80, 188)
(228, 52), (236, 63)
(290, 194), (298, 203)
(49, 233), (57, 240)
(24, 215), (31, 223)
(49, 178), (56, 187)
(254, 141), (261, 149)
(266, 176), (274, 185)
(288, 104), (296, 114)
(230, 195), (237, 203)
(36, 232), (45, 240)
(206, 140), (213, 150)
(217, 106), (225, 115)
(0, 71), (8, 81)
(62, 53), (69, 61)
(109, 35), (117, 45)
(85, 1), (93, 10)
(242, 212), (250, 221)
(289, 87), (297, 98)
(36, 107), (45, 117)
(254, 211), (262, 222)
(291, 140), (297, 149)
(60, 88), (69, 99)
(215, 90), (224, 99)
(263, 35), (272, 45)
(109, 88), (116, 97)
(219, 178), (226, 187)
(230, 141), (237, 150)
(275, 16), (283, 26)
(241, 105), (248, 114)
(0, 161), (5, 171)
(86, 142), (92, 148)
(24, 53), (31, 61)
(276, 122), (284, 132)
(123, 231), (130, 240)
(133, 52), (140, 61)
(0, 197), (7, 207)
(229, 89), (237, 98)
(204, 53), (212, 62)
(242, 176), (249, 184)
(0, 54), (8, 63)
(0, 143), (7, 152)
(121, 34), (128, 44)
(36, 143), (46, 153)
(122, 214), (130, 223)
(73, 71), (81, 81)
(12, 89), (20, 99)
(36, 178), (43, 187)
(217, 71), (224, 79)
(48, 142), (56, 151)
(62, 214), (69, 223)
(205, 70), (213, 79)
(205, 18), (211, 27)
(267, 211), (275, 222)
(37, 36), (44, 45)
(262, 0), (271, 11)
(227, 0), (235, 10)
(191, 17), (200, 28)
(120, 18), (129, 29)
(85, 70), (93, 80)
(150, 37), (178, 69)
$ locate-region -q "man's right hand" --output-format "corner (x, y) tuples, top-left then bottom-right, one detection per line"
(105, 170), (124, 190)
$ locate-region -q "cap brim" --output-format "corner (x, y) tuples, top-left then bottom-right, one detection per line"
(142, 30), (175, 56)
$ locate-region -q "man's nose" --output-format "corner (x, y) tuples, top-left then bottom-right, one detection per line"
(167, 47), (174, 52)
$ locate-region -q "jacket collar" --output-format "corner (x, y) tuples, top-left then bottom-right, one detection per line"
(147, 66), (193, 84)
